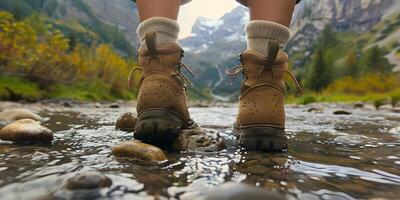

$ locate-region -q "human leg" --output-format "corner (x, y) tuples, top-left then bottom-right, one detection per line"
(230, 0), (302, 151)
(132, 0), (194, 147)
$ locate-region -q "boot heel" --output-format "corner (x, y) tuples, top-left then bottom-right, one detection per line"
(236, 127), (287, 152)
(134, 109), (186, 147)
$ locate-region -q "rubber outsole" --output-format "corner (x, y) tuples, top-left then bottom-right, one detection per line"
(134, 109), (185, 148)
(235, 126), (287, 152)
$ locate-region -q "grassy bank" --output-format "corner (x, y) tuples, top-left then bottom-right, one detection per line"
(0, 76), (136, 102)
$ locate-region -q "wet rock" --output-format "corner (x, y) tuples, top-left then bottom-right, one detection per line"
(389, 126), (400, 134)
(333, 110), (352, 115)
(112, 141), (167, 162)
(353, 102), (364, 108)
(172, 127), (225, 152)
(0, 119), (53, 143)
(94, 103), (102, 108)
(307, 107), (324, 113)
(64, 172), (112, 190)
(63, 101), (73, 108)
(116, 112), (137, 132)
(203, 182), (286, 200)
(109, 103), (120, 108)
(0, 108), (43, 123)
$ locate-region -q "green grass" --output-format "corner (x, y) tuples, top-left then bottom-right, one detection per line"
(0, 75), (135, 102)
(287, 88), (400, 105)
(0, 75), (43, 101)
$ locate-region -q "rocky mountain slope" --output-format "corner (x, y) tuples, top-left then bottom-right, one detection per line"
(179, 0), (400, 97)
(0, 0), (140, 55)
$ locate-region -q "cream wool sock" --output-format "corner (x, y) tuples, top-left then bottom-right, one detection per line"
(245, 20), (291, 55)
(137, 17), (180, 48)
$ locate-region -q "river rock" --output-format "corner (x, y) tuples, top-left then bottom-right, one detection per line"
(0, 119), (53, 143)
(116, 112), (137, 132)
(64, 172), (112, 190)
(389, 126), (400, 134)
(333, 110), (352, 115)
(307, 107), (324, 113)
(172, 127), (225, 152)
(353, 102), (365, 108)
(0, 108), (43, 123)
(109, 103), (120, 108)
(203, 182), (286, 200)
(112, 141), (167, 162)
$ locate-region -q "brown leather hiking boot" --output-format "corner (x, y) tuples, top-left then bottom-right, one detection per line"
(130, 32), (194, 147)
(227, 40), (303, 152)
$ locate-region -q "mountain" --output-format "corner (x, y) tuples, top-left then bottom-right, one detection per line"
(0, 0), (140, 56)
(179, 0), (400, 98)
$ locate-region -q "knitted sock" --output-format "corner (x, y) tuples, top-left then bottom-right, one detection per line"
(137, 17), (180, 48)
(245, 20), (291, 55)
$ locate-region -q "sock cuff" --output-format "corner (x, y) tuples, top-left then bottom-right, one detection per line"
(245, 20), (291, 46)
(137, 17), (180, 44)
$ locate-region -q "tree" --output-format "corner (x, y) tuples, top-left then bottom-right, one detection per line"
(305, 49), (332, 91)
(360, 46), (392, 74)
(344, 49), (359, 77)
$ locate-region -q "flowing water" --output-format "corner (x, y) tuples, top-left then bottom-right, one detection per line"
(0, 103), (400, 199)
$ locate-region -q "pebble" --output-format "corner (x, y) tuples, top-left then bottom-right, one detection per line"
(116, 112), (137, 132)
(112, 141), (167, 162)
(109, 103), (120, 108)
(0, 119), (53, 143)
(353, 102), (364, 108)
(203, 182), (286, 200)
(333, 110), (352, 115)
(0, 108), (43, 122)
(64, 172), (112, 190)
(307, 107), (324, 113)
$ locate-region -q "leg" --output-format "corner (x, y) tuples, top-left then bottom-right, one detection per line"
(133, 0), (193, 148)
(136, 0), (180, 21)
(232, 0), (302, 151)
(248, 0), (296, 27)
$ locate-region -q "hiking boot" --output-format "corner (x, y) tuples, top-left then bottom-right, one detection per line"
(130, 32), (194, 147)
(227, 40), (303, 151)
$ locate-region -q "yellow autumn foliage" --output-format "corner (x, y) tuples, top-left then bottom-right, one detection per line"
(0, 11), (136, 96)
(323, 73), (400, 95)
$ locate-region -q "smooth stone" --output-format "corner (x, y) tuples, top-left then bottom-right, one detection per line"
(173, 127), (225, 152)
(333, 110), (352, 115)
(0, 119), (53, 143)
(64, 172), (112, 190)
(0, 108), (43, 122)
(109, 103), (120, 108)
(307, 107), (324, 113)
(116, 112), (137, 132)
(389, 126), (400, 134)
(203, 182), (286, 200)
(353, 102), (365, 108)
(112, 141), (167, 162)
(63, 101), (73, 108)
(94, 103), (102, 108)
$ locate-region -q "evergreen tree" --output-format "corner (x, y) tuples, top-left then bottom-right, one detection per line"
(360, 46), (392, 74)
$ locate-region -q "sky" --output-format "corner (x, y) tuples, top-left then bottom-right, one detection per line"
(177, 0), (241, 39)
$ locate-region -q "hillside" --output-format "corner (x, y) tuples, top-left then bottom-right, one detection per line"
(179, 0), (400, 100)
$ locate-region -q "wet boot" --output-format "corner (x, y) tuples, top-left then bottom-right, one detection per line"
(228, 40), (303, 151)
(130, 32), (194, 147)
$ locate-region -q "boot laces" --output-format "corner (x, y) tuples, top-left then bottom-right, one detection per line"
(226, 54), (304, 96)
(128, 50), (195, 89)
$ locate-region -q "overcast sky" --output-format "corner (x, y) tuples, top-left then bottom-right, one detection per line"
(177, 0), (241, 39)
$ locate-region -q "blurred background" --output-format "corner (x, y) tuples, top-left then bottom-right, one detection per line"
(0, 0), (399, 105)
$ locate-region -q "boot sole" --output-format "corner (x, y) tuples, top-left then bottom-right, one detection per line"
(234, 126), (287, 152)
(134, 109), (187, 148)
